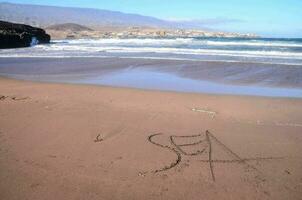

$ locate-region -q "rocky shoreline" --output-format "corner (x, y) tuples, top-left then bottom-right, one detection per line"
(0, 21), (50, 49)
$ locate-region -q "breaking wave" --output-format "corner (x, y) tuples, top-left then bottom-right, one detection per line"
(1, 37), (302, 65)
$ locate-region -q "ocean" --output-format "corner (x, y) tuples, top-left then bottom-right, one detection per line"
(0, 37), (302, 97)
(0, 37), (302, 65)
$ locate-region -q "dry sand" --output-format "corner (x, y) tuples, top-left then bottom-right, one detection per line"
(0, 77), (302, 200)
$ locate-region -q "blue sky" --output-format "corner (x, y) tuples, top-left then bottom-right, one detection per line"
(4, 0), (302, 37)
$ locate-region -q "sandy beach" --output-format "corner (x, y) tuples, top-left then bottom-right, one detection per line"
(1, 1), (302, 199)
(0, 76), (302, 200)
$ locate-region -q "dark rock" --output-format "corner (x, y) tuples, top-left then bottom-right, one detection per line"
(0, 20), (50, 49)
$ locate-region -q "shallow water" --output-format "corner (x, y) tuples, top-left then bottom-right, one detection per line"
(74, 68), (302, 98)
(0, 57), (302, 98)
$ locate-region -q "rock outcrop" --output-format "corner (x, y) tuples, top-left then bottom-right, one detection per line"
(0, 21), (50, 49)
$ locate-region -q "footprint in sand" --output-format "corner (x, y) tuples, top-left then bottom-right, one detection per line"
(0, 95), (29, 101)
(93, 125), (125, 143)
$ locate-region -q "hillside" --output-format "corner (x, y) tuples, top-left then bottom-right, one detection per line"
(46, 23), (93, 32)
(0, 2), (173, 28)
(0, 2), (258, 39)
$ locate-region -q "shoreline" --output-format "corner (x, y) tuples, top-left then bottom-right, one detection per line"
(2, 54), (302, 66)
(1, 57), (302, 98)
(1, 75), (301, 100)
(2, 74), (302, 99)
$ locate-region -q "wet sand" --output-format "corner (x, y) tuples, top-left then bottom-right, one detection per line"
(0, 57), (302, 89)
(0, 77), (302, 200)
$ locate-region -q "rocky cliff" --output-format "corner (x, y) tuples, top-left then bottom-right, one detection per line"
(0, 21), (50, 49)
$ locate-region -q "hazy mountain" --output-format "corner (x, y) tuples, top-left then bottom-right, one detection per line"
(46, 23), (93, 32)
(0, 2), (179, 28)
